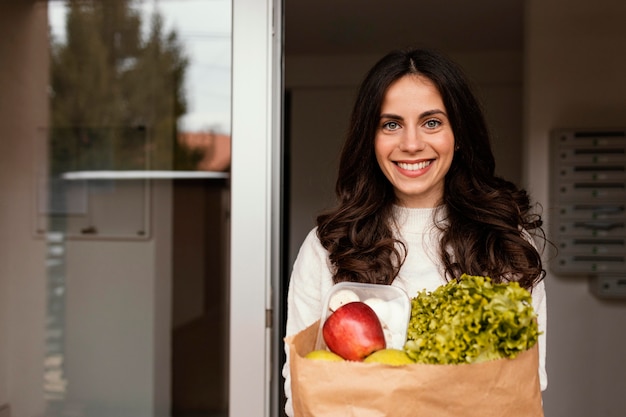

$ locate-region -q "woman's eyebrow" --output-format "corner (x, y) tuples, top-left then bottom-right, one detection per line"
(379, 113), (403, 120)
(379, 109), (447, 120)
(420, 109), (447, 118)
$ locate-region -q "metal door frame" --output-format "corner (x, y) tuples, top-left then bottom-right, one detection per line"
(229, 0), (283, 415)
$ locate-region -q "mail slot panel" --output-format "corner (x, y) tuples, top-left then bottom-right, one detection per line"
(556, 148), (626, 165)
(554, 219), (626, 238)
(555, 165), (626, 182)
(555, 204), (626, 220)
(551, 253), (626, 275)
(556, 237), (625, 255)
(550, 129), (626, 278)
(554, 130), (626, 148)
(555, 181), (626, 201)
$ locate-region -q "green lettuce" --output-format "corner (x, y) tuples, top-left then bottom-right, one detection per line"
(404, 274), (539, 364)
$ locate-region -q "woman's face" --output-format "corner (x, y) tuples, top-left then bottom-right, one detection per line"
(374, 74), (455, 208)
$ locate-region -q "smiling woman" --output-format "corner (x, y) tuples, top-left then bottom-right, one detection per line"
(282, 48), (548, 416)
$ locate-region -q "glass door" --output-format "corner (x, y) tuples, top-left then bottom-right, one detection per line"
(44, 1), (233, 416)
(39, 0), (281, 416)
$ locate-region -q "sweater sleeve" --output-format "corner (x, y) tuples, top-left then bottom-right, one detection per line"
(532, 278), (548, 391)
(521, 229), (548, 391)
(282, 228), (335, 417)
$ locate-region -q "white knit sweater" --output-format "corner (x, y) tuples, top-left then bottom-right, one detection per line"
(282, 206), (547, 417)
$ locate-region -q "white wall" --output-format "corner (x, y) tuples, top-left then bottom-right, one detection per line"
(0, 3), (172, 416)
(0, 3), (49, 415)
(525, 1), (626, 416)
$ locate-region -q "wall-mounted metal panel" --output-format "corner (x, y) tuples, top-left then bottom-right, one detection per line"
(549, 129), (626, 277)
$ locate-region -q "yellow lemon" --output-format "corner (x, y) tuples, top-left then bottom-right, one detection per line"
(305, 350), (345, 362)
(363, 349), (414, 365)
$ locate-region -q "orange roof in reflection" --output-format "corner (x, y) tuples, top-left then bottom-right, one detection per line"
(178, 131), (231, 172)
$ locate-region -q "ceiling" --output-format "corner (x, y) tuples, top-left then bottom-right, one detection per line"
(284, 0), (524, 56)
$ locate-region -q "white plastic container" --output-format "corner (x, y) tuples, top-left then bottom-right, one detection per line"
(315, 282), (411, 351)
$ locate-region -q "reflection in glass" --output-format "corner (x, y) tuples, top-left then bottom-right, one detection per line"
(44, 1), (231, 416)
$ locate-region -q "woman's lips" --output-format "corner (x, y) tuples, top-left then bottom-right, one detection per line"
(396, 160), (432, 171)
(394, 159), (433, 177)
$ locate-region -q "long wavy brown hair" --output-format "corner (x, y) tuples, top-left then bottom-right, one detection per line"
(316, 48), (545, 290)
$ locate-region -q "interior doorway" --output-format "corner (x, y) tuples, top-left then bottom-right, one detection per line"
(279, 1), (524, 415)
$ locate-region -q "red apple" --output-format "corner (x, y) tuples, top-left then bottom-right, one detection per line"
(322, 301), (386, 361)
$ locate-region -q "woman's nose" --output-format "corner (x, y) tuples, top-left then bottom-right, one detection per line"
(398, 128), (425, 152)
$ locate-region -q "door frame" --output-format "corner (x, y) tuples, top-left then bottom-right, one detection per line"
(229, 0), (283, 415)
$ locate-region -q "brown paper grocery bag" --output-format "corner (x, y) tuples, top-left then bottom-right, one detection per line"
(286, 321), (544, 417)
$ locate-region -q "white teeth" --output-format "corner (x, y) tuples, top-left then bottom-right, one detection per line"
(397, 160), (431, 171)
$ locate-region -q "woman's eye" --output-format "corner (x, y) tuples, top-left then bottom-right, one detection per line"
(424, 119), (441, 129)
(383, 121), (400, 130)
